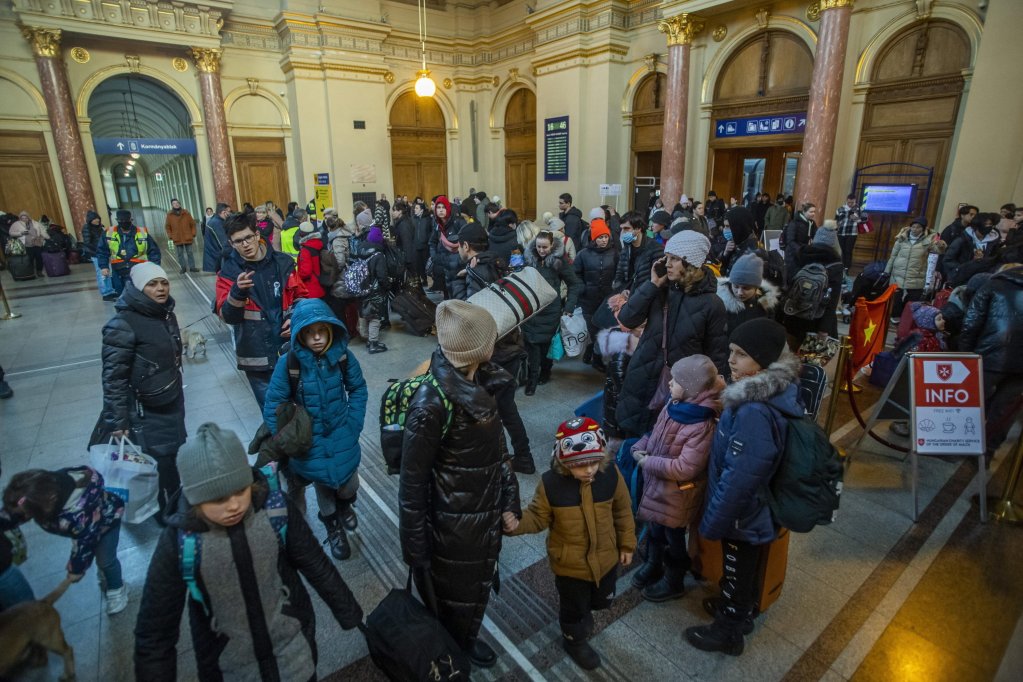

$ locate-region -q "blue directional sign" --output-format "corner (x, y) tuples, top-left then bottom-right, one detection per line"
(714, 114), (807, 138)
(93, 138), (198, 155)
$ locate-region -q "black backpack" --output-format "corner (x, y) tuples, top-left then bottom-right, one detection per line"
(381, 243), (405, 289)
(783, 263), (832, 320)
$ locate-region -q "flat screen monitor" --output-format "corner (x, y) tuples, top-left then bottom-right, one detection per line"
(861, 184), (916, 214)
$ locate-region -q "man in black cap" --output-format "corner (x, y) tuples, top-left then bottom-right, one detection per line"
(98, 209), (161, 295)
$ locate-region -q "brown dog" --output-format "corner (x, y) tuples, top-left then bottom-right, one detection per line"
(0, 577), (75, 681)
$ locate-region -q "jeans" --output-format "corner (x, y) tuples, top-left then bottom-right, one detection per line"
(92, 256), (115, 296)
(175, 243), (196, 270)
(110, 267), (129, 295)
(556, 566), (618, 641)
(0, 565), (35, 611)
(94, 521), (124, 590)
(245, 369), (273, 409)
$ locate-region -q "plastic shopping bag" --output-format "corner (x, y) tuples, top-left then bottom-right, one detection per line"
(88, 436), (160, 524)
(547, 331), (565, 361)
(560, 307), (588, 358)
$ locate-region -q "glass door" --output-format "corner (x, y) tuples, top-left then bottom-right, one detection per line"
(742, 157), (766, 207)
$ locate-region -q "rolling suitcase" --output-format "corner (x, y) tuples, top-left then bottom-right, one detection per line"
(391, 289), (436, 337)
(42, 250), (70, 277)
(6, 253), (36, 281)
(689, 527), (790, 613)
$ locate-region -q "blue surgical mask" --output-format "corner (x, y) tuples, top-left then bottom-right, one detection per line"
(723, 229), (733, 241)
(621, 231), (636, 244)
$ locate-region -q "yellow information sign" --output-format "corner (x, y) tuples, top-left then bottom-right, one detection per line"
(313, 173), (334, 221)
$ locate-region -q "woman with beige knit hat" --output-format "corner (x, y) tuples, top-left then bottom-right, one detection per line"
(399, 299), (522, 670)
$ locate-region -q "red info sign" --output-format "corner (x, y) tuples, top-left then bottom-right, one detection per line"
(910, 354), (985, 455)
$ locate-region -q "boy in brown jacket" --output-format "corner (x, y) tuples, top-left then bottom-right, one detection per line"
(503, 416), (636, 670)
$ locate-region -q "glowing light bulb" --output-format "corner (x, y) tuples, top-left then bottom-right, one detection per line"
(130, 153), (140, 159)
(415, 70), (436, 97)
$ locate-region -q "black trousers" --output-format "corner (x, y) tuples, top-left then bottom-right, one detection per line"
(719, 538), (763, 613)
(494, 355), (531, 459)
(984, 371), (1023, 457)
(556, 566), (618, 641)
(838, 234), (857, 271)
(648, 523), (691, 568)
(26, 246), (43, 274)
(524, 340), (553, 384)
(892, 288), (923, 319)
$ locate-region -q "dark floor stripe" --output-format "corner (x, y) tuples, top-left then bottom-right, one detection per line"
(782, 460), (979, 680)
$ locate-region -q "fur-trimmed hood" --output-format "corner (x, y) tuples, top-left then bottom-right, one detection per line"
(722, 349), (803, 415)
(716, 277), (780, 315)
(525, 234), (567, 269)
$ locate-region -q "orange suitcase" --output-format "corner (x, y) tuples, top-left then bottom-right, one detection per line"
(689, 527), (790, 613)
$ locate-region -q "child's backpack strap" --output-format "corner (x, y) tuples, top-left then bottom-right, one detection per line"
(179, 530), (209, 616)
(422, 373), (454, 437)
(259, 462), (289, 543)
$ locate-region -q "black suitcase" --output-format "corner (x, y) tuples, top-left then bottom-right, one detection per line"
(6, 253), (36, 281)
(391, 290), (436, 336)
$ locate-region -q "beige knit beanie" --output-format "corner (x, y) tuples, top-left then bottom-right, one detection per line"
(436, 299), (498, 367)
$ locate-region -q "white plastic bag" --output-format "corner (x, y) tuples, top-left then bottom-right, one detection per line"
(560, 307), (589, 358)
(88, 436), (160, 524)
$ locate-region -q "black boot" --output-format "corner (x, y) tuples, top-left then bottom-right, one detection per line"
(524, 381), (537, 396)
(702, 596), (756, 635)
(583, 343), (593, 364)
(631, 542), (665, 589)
(642, 552), (687, 602)
(563, 637), (601, 670)
(338, 498), (358, 531)
(319, 512), (351, 560)
(466, 639), (496, 668)
(368, 341), (388, 354)
(685, 604), (752, 656)
(538, 364), (552, 385)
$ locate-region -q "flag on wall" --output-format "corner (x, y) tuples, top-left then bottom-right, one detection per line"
(849, 284), (898, 373)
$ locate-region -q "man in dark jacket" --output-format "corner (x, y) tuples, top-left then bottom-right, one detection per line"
(215, 215), (306, 407)
(98, 209), (161, 295)
(202, 202), (230, 273)
(559, 193), (586, 251)
(400, 301), (521, 669)
(705, 191), (726, 224)
(82, 210), (116, 300)
(452, 223), (534, 473)
(486, 203), (520, 263)
(958, 264), (1023, 459)
(940, 203), (979, 246)
(613, 211), (663, 293)
(942, 214), (1000, 283)
(781, 203), (818, 280)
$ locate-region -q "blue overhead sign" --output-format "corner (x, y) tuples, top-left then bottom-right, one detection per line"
(715, 114), (807, 138)
(93, 138), (197, 155)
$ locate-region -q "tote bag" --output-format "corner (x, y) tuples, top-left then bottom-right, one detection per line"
(88, 436), (160, 524)
(466, 266), (557, 339)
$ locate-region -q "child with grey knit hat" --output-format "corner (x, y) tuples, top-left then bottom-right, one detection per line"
(715, 252), (781, 333)
(135, 423), (363, 680)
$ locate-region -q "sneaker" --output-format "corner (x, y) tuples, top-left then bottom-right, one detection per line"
(180, 268), (187, 275)
(105, 585), (129, 615)
(368, 341), (388, 354)
(102, 293), (119, 301)
(0, 380), (12, 400)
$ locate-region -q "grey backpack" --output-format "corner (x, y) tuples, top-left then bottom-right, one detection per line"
(783, 263), (832, 320)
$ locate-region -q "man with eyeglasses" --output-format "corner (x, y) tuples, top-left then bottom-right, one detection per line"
(215, 214), (307, 406)
(202, 202), (231, 273)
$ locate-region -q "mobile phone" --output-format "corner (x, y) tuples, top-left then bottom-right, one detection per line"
(654, 259), (667, 278)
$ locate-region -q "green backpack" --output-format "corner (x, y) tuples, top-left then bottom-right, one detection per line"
(379, 374), (453, 475)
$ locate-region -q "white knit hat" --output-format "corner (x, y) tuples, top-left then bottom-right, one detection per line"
(130, 262), (168, 290)
(664, 230), (710, 266)
(589, 207), (605, 221)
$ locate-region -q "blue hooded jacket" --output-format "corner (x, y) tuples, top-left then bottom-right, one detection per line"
(700, 350), (804, 544)
(263, 298), (368, 488)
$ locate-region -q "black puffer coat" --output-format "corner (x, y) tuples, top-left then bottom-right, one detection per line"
(719, 207), (759, 276)
(80, 211), (105, 259)
(393, 215), (419, 270)
(521, 236), (583, 344)
(959, 266), (1023, 373)
(488, 209), (520, 262)
(429, 215), (467, 294)
(782, 213), (817, 278)
(399, 350), (521, 648)
(613, 235), (663, 293)
(614, 270), (729, 436)
(89, 282), (185, 458)
(574, 241), (619, 317)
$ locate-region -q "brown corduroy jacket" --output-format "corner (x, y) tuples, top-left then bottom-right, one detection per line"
(165, 209), (197, 245)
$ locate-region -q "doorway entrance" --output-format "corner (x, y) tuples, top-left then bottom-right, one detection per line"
(711, 145), (801, 204)
(389, 92), (448, 201)
(503, 89), (536, 219)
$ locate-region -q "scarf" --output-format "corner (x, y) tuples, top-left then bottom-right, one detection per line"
(666, 400), (717, 425)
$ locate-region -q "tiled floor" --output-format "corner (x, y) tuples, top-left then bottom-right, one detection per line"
(1, 261), (1022, 681)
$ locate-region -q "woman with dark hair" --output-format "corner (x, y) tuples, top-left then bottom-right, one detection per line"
(781, 202), (817, 278)
(718, 207), (759, 276)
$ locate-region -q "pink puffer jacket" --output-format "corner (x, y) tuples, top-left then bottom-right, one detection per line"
(634, 390), (720, 528)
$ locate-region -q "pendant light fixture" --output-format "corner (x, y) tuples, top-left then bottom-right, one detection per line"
(414, 0), (436, 97)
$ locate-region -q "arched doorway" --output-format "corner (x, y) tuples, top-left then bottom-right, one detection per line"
(87, 74), (202, 230)
(853, 20), (970, 264)
(630, 72), (666, 212)
(709, 31), (813, 204)
(503, 89), (536, 219)
(389, 92), (448, 201)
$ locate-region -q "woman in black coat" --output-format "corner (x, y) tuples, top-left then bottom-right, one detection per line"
(574, 221), (618, 367)
(89, 263), (185, 516)
(408, 202), (433, 283)
(399, 301), (521, 668)
(521, 231), (583, 394)
(782, 203), (818, 279)
(615, 232), (729, 437)
(719, 207), (760, 276)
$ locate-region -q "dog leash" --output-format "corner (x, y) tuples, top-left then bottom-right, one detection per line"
(181, 313), (213, 330)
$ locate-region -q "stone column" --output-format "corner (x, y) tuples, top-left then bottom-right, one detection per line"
(657, 13), (704, 209)
(794, 0), (854, 213)
(190, 47), (237, 207)
(21, 27), (93, 238)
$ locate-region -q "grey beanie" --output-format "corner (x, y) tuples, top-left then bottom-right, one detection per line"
(177, 423), (253, 505)
(436, 299), (497, 367)
(812, 225), (841, 254)
(728, 253), (764, 287)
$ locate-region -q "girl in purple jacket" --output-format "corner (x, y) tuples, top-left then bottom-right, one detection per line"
(629, 355), (724, 602)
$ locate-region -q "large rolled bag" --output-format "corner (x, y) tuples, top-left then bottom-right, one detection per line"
(466, 266), (557, 338)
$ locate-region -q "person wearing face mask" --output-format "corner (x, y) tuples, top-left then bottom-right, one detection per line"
(764, 194), (790, 232)
(780, 202), (817, 282)
(943, 213), (1001, 284)
(884, 217), (946, 320)
(613, 211), (664, 293)
(575, 219), (619, 370)
(718, 207), (759, 277)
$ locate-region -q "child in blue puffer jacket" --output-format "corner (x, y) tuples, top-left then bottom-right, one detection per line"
(263, 298), (368, 561)
(686, 318), (803, 657)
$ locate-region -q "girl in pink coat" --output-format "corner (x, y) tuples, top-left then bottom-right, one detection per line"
(630, 354), (724, 602)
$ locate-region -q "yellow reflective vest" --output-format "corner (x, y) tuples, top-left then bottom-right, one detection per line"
(105, 226), (150, 265)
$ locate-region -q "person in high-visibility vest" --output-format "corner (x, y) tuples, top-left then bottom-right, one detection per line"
(98, 209), (161, 295)
(279, 207), (308, 260)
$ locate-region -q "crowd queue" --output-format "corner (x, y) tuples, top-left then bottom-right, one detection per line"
(1, 186), (1021, 677)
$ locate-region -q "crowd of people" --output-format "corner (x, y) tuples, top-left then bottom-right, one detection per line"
(1, 183), (1021, 677)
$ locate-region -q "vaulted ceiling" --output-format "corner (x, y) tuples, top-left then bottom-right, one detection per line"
(87, 74), (192, 140)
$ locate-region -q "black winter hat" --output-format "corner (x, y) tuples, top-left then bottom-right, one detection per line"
(457, 222), (488, 246)
(115, 209), (132, 223)
(729, 318), (788, 371)
(651, 210), (672, 227)
(725, 207), (756, 244)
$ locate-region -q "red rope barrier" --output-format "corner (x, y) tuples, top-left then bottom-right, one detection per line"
(843, 363), (911, 453)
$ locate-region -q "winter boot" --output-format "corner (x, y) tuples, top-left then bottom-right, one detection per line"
(702, 596), (756, 634)
(562, 622), (601, 671)
(338, 498), (358, 531)
(320, 512), (351, 560)
(466, 639), (496, 668)
(538, 363), (552, 385)
(630, 541), (665, 589)
(368, 341), (388, 354)
(524, 380), (537, 396)
(641, 552), (687, 602)
(685, 604), (752, 656)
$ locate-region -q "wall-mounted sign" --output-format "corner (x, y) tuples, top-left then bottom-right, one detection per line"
(93, 138), (197, 155)
(313, 173), (334, 221)
(544, 116), (569, 182)
(714, 114), (807, 138)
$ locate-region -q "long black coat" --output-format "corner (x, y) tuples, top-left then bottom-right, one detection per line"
(574, 242), (618, 317)
(614, 270), (729, 436)
(521, 236), (583, 344)
(89, 283), (185, 457)
(613, 235), (663, 293)
(782, 243), (844, 339)
(959, 266), (1023, 373)
(399, 350), (521, 648)
(782, 213), (817, 278)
